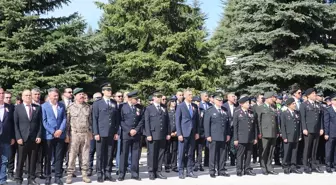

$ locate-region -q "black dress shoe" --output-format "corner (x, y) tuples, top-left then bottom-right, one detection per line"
(117, 177), (124, 181)
(193, 167), (199, 172)
(312, 168), (324, 174)
(37, 174), (46, 179)
(131, 176), (141, 181)
(274, 162), (281, 166)
(218, 172), (230, 177)
(210, 174), (216, 178)
(178, 174), (185, 179)
(291, 169), (302, 174)
(172, 168), (179, 173)
(284, 169), (290, 174)
(45, 179), (51, 185)
(72, 174), (76, 178)
(199, 167), (204, 171)
(28, 180), (39, 185)
(165, 168), (170, 173)
(237, 173), (243, 177)
(268, 171), (279, 175)
(304, 169), (312, 174)
(156, 173), (167, 179)
(55, 179), (63, 185)
(262, 171), (268, 175)
(97, 176), (104, 183)
(87, 171), (93, 177)
(187, 172), (198, 178)
(326, 168), (333, 173)
(104, 174), (116, 182)
(244, 170), (256, 176)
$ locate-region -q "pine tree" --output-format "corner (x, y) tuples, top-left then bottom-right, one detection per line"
(210, 0), (336, 94)
(0, 0), (94, 95)
(98, 0), (213, 97)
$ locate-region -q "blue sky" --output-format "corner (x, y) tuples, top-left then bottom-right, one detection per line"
(49, 0), (223, 35)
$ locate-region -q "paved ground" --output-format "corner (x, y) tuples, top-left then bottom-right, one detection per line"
(7, 153), (335, 185)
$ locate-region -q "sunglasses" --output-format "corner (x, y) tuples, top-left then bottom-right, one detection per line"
(116, 95), (123, 98)
(162, 99), (167, 101)
(67, 91), (73, 93)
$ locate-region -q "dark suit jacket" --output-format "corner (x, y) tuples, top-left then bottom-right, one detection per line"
(0, 104), (15, 143)
(175, 102), (199, 138)
(198, 101), (212, 137)
(203, 106), (230, 141)
(14, 104), (42, 142)
(324, 106), (336, 138)
(222, 102), (237, 126)
(92, 99), (120, 137)
(168, 109), (176, 133)
(120, 103), (144, 140)
(256, 104), (279, 138)
(233, 108), (258, 143)
(144, 104), (170, 140)
(300, 101), (323, 134)
(281, 110), (301, 142)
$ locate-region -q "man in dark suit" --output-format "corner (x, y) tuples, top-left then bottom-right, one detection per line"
(204, 94), (230, 178)
(145, 92), (170, 180)
(300, 88), (324, 174)
(256, 92), (279, 175)
(14, 90), (42, 185)
(175, 89), (199, 179)
(92, 83), (119, 182)
(41, 88), (67, 185)
(252, 94), (264, 163)
(233, 96), (258, 176)
(118, 91), (143, 181)
(281, 98), (302, 174)
(194, 91), (211, 171)
(222, 92), (237, 166)
(323, 93), (336, 173)
(0, 88), (15, 185)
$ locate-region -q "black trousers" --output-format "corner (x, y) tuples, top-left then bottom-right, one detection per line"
(303, 133), (319, 170)
(44, 139), (64, 179)
(325, 137), (336, 168)
(283, 142), (298, 170)
(236, 143), (253, 173)
(164, 137), (178, 169)
(195, 137), (205, 168)
(209, 141), (226, 175)
(119, 139), (140, 177)
(297, 139), (304, 165)
(147, 139), (165, 174)
(260, 137), (276, 172)
(96, 136), (116, 176)
(15, 140), (38, 181)
(274, 137), (283, 163)
(89, 139), (96, 172)
(35, 142), (45, 176)
(7, 143), (17, 175)
(317, 135), (325, 164)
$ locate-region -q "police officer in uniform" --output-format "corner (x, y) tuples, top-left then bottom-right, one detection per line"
(118, 91), (143, 181)
(256, 92), (279, 175)
(65, 88), (92, 184)
(323, 93), (336, 173)
(281, 98), (302, 174)
(299, 88), (324, 174)
(204, 94), (230, 178)
(92, 83), (119, 182)
(145, 92), (171, 180)
(233, 96), (257, 176)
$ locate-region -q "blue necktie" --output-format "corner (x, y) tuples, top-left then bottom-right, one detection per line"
(188, 104), (193, 117)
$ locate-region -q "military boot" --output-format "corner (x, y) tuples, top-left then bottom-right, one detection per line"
(82, 173), (91, 183)
(65, 175), (72, 184)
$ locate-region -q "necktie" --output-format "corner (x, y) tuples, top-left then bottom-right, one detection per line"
(107, 100), (111, 107)
(27, 105), (32, 120)
(157, 105), (162, 114)
(131, 105), (136, 113)
(188, 104), (193, 117)
(218, 109), (222, 115)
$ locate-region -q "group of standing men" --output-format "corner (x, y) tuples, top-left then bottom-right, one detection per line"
(1, 83), (336, 185)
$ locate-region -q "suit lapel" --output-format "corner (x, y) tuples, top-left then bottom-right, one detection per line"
(2, 105), (8, 122)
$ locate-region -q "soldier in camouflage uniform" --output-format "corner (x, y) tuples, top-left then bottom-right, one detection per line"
(65, 88), (92, 184)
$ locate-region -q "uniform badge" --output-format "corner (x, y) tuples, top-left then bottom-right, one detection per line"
(213, 113), (217, 116)
(111, 104), (116, 108)
(5, 107), (9, 112)
(295, 114), (299, 118)
(33, 107), (36, 111)
(239, 114), (243, 117)
(161, 107), (165, 112)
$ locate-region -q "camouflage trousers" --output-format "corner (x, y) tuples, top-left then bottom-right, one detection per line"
(67, 132), (91, 175)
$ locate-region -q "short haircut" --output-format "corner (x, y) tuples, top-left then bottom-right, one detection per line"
(48, 88), (59, 94)
(183, 88), (192, 94)
(31, 88), (41, 93)
(63, 88), (71, 93)
(4, 91), (11, 95)
(226, 92), (235, 98)
(93, 92), (102, 99)
(200, 91), (208, 96)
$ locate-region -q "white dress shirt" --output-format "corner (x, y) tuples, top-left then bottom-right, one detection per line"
(0, 104), (4, 122)
(50, 102), (58, 118)
(23, 103), (32, 119)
